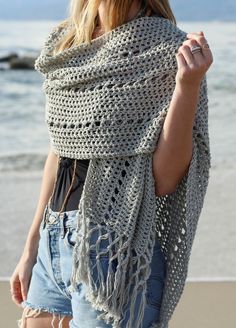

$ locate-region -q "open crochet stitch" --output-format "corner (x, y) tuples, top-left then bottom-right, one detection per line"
(34, 13), (211, 328)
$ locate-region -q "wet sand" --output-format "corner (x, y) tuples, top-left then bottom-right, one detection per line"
(1, 280), (235, 327)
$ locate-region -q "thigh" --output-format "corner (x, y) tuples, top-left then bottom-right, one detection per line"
(70, 284), (112, 328)
(17, 307), (72, 328)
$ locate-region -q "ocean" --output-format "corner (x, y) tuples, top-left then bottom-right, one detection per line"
(0, 20), (235, 279)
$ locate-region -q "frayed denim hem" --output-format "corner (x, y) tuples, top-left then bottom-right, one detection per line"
(17, 300), (73, 328)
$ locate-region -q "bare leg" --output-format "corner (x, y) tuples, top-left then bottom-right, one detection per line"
(17, 307), (73, 328)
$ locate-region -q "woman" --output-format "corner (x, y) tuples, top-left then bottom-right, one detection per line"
(11, 1), (213, 327)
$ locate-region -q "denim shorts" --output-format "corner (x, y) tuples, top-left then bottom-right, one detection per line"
(18, 204), (167, 328)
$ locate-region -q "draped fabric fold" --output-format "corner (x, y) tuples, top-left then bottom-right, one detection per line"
(34, 14), (211, 328)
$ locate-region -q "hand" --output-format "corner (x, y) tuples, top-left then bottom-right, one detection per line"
(175, 31), (213, 88)
(10, 254), (36, 307)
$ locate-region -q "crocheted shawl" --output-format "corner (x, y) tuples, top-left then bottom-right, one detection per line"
(34, 14), (211, 328)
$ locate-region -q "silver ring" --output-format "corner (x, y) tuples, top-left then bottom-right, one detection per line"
(190, 45), (202, 54)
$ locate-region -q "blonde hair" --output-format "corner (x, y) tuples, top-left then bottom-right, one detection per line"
(53, 0), (176, 55)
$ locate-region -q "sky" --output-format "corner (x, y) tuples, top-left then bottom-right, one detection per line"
(0, 0), (235, 21)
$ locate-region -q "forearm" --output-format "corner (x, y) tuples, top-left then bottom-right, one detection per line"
(152, 82), (200, 196)
(151, 29), (213, 197)
(23, 148), (58, 259)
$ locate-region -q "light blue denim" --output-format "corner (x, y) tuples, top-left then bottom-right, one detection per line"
(21, 203), (167, 328)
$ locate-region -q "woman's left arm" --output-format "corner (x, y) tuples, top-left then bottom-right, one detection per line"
(152, 31), (213, 197)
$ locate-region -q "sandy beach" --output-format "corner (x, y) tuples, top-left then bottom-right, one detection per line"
(1, 279), (235, 327)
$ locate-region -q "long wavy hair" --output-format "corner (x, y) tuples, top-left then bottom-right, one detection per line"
(53, 0), (176, 55)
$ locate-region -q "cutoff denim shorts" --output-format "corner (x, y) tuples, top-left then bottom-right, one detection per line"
(19, 204), (167, 328)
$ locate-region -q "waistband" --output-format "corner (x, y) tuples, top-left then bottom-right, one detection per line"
(42, 203), (79, 229)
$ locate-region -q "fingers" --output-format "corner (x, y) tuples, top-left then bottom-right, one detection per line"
(186, 31), (208, 48)
(179, 44), (196, 67)
(10, 278), (23, 305)
(186, 31), (213, 64)
(182, 39), (206, 67)
(177, 43), (202, 73)
(176, 30), (213, 85)
(178, 30), (213, 68)
(10, 273), (29, 306)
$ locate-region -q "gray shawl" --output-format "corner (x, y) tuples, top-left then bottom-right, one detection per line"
(34, 14), (211, 328)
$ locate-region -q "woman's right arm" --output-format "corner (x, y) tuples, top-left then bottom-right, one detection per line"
(10, 148), (59, 306)
(22, 149), (59, 260)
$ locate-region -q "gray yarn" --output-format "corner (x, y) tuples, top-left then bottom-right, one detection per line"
(35, 14), (211, 328)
